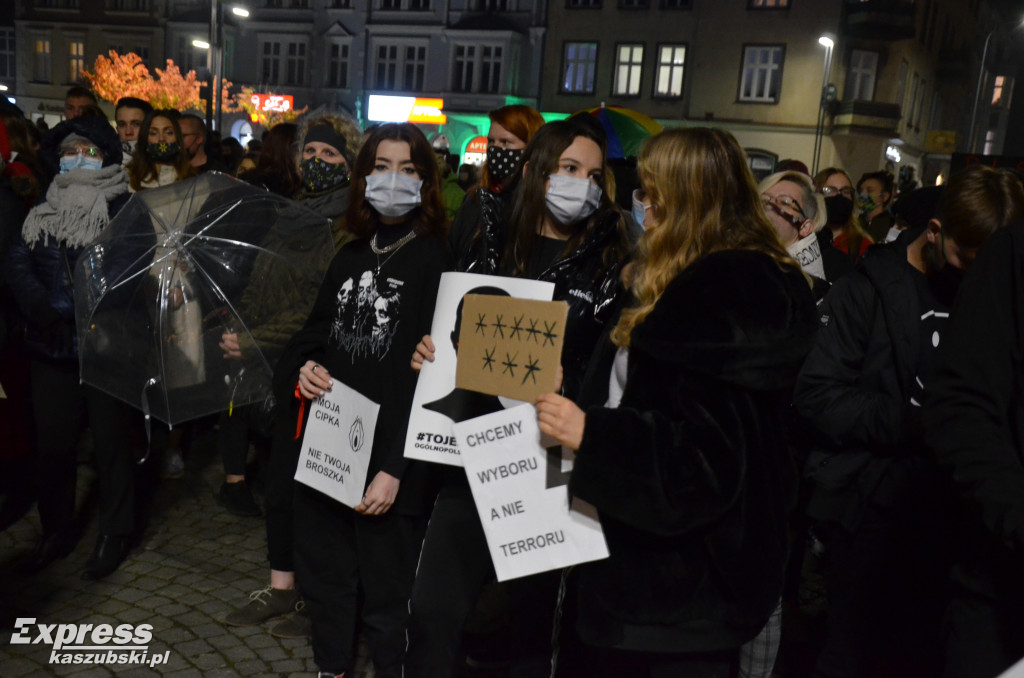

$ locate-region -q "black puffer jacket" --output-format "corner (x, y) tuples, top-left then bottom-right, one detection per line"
(457, 201), (628, 398)
(570, 249), (817, 652)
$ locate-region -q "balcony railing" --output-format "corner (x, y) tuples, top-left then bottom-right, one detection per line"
(843, 0), (916, 41)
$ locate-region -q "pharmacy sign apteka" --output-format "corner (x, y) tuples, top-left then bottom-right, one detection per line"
(454, 404), (609, 581)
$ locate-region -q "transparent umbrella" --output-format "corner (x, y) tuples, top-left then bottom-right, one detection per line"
(74, 172), (334, 429)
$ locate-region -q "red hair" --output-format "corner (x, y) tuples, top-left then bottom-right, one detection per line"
(478, 105), (545, 193)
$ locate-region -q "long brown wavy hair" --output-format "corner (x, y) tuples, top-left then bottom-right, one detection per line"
(128, 110), (195, 190)
(612, 127), (801, 347)
(502, 119), (629, 276)
(346, 122), (447, 241)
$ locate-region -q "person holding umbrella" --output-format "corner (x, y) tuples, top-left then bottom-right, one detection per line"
(5, 116), (143, 578)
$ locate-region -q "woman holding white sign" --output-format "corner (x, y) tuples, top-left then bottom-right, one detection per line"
(536, 127), (817, 677)
(286, 122), (450, 678)
(407, 118), (632, 675)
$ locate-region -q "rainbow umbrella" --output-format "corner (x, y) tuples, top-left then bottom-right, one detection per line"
(574, 105), (664, 159)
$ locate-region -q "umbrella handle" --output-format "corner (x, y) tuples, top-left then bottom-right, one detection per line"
(139, 376), (162, 464)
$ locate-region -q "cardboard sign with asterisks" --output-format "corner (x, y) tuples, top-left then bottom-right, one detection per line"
(455, 295), (569, 403)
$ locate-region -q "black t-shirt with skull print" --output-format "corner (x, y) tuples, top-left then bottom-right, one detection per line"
(301, 221), (451, 514)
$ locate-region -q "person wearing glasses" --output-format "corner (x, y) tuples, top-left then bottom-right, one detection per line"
(814, 168), (873, 272)
(178, 114), (228, 174)
(759, 170), (844, 299)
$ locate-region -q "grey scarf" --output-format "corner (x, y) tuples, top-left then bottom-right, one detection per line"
(22, 165), (129, 248)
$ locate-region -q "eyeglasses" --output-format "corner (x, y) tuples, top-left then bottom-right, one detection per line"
(61, 146), (101, 158)
(820, 186), (854, 199)
(761, 193), (806, 219)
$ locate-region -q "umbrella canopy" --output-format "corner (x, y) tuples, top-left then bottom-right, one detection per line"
(74, 172), (334, 427)
(574, 105), (664, 159)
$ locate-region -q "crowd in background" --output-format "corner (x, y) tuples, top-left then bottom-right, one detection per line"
(2, 84), (1024, 678)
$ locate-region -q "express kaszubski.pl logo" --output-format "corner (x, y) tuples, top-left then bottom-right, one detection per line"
(10, 618), (170, 667)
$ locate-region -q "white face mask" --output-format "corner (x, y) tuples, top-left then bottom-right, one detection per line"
(364, 171), (424, 219)
(884, 226), (902, 243)
(545, 173), (602, 226)
(786, 231), (826, 281)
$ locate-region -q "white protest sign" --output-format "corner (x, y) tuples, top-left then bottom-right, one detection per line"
(294, 381), (379, 509)
(404, 272), (554, 467)
(454, 404), (609, 581)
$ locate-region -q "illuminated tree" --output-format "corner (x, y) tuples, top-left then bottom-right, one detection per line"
(82, 51), (235, 114)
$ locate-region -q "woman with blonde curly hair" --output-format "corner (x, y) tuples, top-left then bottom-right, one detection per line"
(537, 127), (818, 677)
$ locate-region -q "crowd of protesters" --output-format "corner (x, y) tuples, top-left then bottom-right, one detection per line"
(4, 84), (1024, 678)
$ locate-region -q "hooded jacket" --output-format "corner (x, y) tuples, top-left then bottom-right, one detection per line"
(794, 233), (938, 527)
(569, 249), (816, 653)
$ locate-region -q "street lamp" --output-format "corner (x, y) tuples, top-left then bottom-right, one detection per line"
(812, 35), (835, 176)
(198, 3), (249, 132)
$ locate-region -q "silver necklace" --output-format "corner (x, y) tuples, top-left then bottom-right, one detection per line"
(371, 229), (417, 271)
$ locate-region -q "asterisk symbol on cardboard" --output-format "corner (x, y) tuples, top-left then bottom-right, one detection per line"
(492, 314), (507, 339)
(522, 354), (542, 385)
(509, 314), (524, 340)
(526, 318), (541, 343)
(474, 313), (488, 336)
(502, 351), (518, 378)
(542, 320), (559, 347)
(481, 345), (496, 372)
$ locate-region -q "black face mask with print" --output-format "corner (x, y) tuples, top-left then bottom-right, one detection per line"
(147, 142), (180, 163)
(486, 146), (523, 185)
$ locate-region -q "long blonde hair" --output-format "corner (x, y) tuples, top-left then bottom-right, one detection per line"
(612, 127), (799, 347)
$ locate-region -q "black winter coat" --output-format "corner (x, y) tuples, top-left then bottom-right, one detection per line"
(569, 249), (817, 653)
(794, 233), (935, 528)
(925, 221), (1024, 600)
(6, 192), (130, 362)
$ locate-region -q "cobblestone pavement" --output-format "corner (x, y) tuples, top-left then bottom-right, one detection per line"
(0, 425), (373, 678)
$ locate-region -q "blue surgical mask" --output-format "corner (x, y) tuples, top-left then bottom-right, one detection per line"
(631, 188), (651, 230)
(59, 153), (104, 174)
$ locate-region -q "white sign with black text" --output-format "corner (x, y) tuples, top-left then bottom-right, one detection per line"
(294, 382), (379, 509)
(404, 272), (554, 467)
(454, 404), (609, 581)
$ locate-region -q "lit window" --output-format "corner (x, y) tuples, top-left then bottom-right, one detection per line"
(613, 44), (643, 96)
(654, 44), (685, 98)
(846, 49), (878, 101)
(561, 42), (597, 94)
(68, 41), (84, 83)
(738, 45), (783, 103)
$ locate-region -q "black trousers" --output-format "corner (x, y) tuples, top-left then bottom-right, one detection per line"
(293, 482), (424, 677)
(218, 404), (269, 477)
(405, 484), (559, 678)
(264, 397), (303, 572)
(811, 470), (948, 678)
(31, 359), (137, 536)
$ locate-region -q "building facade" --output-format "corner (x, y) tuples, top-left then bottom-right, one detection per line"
(540, 0), (1015, 184)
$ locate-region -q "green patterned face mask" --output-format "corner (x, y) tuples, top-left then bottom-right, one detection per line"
(301, 157), (350, 193)
(146, 141), (180, 163)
